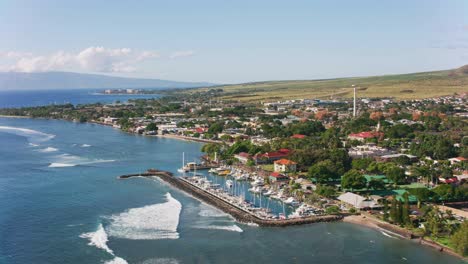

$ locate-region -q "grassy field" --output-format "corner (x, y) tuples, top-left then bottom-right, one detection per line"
(188, 65), (468, 102)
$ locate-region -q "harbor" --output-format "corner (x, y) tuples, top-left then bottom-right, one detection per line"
(119, 169), (343, 226)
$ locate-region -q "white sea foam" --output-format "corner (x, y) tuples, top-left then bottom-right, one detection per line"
(192, 203), (242, 232)
(194, 225), (243, 233)
(106, 193), (182, 240)
(141, 258), (180, 264)
(198, 203), (229, 218)
(29, 143), (39, 147)
(80, 224), (114, 255)
(105, 257), (129, 264)
(0, 126), (55, 143)
(81, 144), (91, 147)
(49, 163), (76, 168)
(80, 224), (129, 264)
(380, 231), (398, 239)
(39, 147), (58, 153)
(48, 154), (115, 168)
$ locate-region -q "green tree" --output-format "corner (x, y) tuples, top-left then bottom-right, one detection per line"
(352, 157), (374, 171)
(341, 169), (366, 190)
(368, 178), (386, 190)
(383, 199), (389, 221)
(385, 165), (406, 185)
(308, 160), (336, 183)
(451, 221), (468, 256)
(402, 193), (411, 226)
(315, 184), (337, 198)
(145, 122), (158, 131)
(325, 205), (340, 214)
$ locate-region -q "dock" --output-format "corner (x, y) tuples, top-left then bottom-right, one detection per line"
(119, 169), (343, 227)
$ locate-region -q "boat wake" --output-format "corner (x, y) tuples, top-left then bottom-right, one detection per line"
(0, 125), (55, 143)
(106, 193), (182, 240)
(48, 154), (115, 168)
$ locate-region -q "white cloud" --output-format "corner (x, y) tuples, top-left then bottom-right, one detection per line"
(0, 51), (33, 58)
(169, 50), (194, 59)
(2, 47), (160, 73)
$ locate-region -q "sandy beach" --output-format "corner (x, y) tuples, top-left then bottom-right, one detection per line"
(343, 214), (466, 260)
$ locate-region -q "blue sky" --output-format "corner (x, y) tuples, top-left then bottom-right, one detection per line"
(0, 0), (467, 83)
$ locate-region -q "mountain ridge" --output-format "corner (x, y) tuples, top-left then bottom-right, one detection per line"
(0, 71), (216, 90)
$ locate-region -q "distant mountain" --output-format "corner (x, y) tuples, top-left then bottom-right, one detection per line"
(0, 71), (216, 90)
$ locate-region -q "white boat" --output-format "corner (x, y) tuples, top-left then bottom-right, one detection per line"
(263, 189), (274, 196)
(177, 152), (189, 173)
(251, 178), (264, 186)
(226, 180), (233, 188)
(248, 186), (264, 194)
(283, 197), (300, 206)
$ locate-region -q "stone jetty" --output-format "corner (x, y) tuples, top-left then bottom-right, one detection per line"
(119, 169), (343, 227)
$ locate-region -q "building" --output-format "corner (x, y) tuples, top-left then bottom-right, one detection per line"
(253, 149), (291, 164)
(449, 157), (467, 165)
(337, 192), (382, 209)
(291, 134), (306, 139)
(269, 172), (289, 183)
(379, 154), (418, 162)
(274, 159), (297, 173)
(348, 131), (383, 142)
(234, 152), (251, 164)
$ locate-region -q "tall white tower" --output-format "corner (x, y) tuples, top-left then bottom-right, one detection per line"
(352, 85), (357, 117)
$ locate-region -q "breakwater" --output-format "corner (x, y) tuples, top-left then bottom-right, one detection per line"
(119, 169), (343, 227)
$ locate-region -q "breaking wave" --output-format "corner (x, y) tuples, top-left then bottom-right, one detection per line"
(140, 258), (180, 264)
(80, 224), (128, 264)
(194, 225), (243, 233)
(106, 193), (182, 240)
(81, 144), (92, 147)
(380, 230), (398, 239)
(105, 257), (129, 264)
(48, 154), (115, 168)
(0, 126), (55, 143)
(192, 203), (242, 232)
(39, 147), (58, 153)
(198, 203), (229, 218)
(80, 224), (114, 255)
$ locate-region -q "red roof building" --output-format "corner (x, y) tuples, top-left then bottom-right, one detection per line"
(254, 149), (291, 164)
(348, 131), (384, 141)
(269, 172), (290, 183)
(291, 134), (306, 139)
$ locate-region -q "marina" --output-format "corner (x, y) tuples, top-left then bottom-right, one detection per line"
(119, 169), (343, 226)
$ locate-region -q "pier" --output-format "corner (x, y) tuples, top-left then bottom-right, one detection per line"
(119, 169), (343, 227)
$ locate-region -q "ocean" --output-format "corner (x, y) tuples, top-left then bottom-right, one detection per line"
(0, 89), (162, 108)
(0, 117), (464, 264)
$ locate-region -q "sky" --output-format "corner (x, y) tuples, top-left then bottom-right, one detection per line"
(0, 0), (467, 84)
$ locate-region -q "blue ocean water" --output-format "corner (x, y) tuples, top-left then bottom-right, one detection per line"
(0, 89), (162, 108)
(0, 117), (464, 264)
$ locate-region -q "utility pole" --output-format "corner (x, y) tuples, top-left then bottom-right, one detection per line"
(352, 85), (357, 117)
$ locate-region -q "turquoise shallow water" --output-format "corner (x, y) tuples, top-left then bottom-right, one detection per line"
(0, 117), (464, 264)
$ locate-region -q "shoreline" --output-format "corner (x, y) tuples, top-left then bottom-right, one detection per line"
(343, 214), (466, 260)
(1, 115), (466, 260)
(0, 115), (30, 119)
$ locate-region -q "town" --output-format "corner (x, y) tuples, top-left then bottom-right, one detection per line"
(1, 88), (467, 257)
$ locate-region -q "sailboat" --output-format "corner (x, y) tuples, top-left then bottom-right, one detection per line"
(177, 152), (189, 173)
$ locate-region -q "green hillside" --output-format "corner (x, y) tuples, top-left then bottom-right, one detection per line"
(190, 65), (468, 102)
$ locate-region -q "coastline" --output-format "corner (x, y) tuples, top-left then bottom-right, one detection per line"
(1, 115), (465, 260)
(0, 115), (30, 119)
(343, 214), (466, 260)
